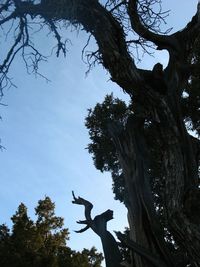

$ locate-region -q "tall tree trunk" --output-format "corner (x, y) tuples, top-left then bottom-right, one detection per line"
(110, 115), (174, 267)
(110, 79), (200, 266)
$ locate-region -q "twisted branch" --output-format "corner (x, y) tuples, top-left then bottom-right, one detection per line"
(72, 192), (122, 267)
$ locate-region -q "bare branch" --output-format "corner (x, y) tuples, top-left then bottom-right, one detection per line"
(0, 2), (49, 94)
(127, 0), (171, 49)
(76, 220), (88, 224)
(108, 0), (127, 13)
(74, 225), (90, 233)
(72, 192), (122, 267)
(72, 191), (93, 222)
(0, 0), (12, 14)
(45, 19), (68, 57)
(1, 17), (24, 69)
(0, 12), (17, 26)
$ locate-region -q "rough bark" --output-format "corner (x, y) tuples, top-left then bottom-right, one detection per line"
(109, 115), (174, 267)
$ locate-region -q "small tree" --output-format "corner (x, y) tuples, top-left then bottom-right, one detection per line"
(0, 197), (103, 267)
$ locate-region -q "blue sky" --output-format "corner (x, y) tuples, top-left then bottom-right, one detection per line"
(0, 0), (198, 257)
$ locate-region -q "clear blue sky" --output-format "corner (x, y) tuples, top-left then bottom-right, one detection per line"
(0, 0), (198, 257)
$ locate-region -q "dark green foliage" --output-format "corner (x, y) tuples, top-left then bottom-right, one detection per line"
(118, 228), (132, 265)
(85, 93), (130, 173)
(85, 94), (132, 202)
(80, 247), (104, 267)
(85, 94), (166, 205)
(0, 197), (103, 267)
(57, 246), (103, 267)
(85, 92), (199, 258)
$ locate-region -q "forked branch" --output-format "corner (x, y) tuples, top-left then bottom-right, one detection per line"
(127, 0), (171, 49)
(72, 192), (122, 267)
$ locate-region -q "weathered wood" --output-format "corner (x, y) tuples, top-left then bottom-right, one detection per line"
(72, 192), (123, 267)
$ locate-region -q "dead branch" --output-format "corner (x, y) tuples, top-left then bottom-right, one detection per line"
(127, 0), (171, 48)
(72, 191), (93, 223)
(72, 192), (122, 267)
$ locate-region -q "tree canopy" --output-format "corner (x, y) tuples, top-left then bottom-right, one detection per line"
(0, 197), (103, 267)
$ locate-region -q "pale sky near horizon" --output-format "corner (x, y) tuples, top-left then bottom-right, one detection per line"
(0, 0), (198, 259)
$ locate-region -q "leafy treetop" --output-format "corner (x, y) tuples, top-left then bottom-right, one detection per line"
(0, 196), (103, 267)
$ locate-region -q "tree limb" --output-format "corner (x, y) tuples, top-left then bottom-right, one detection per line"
(72, 191), (93, 222)
(127, 0), (173, 50)
(72, 192), (122, 267)
(175, 2), (200, 43)
(74, 225), (90, 233)
(116, 232), (168, 267)
(0, 0), (142, 96)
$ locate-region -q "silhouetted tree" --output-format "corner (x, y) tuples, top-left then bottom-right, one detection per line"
(0, 197), (103, 267)
(1, 1), (200, 267)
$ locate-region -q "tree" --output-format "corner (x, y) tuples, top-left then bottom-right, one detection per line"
(0, 197), (103, 267)
(1, 1), (200, 267)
